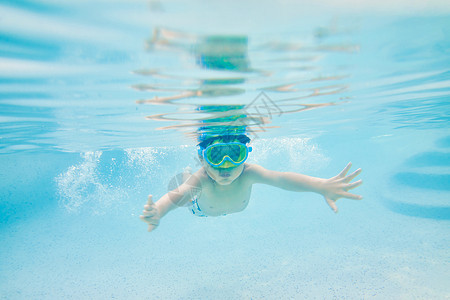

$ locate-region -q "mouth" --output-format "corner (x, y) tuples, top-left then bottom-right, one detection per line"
(210, 165), (237, 180)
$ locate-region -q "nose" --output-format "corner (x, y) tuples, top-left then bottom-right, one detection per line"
(218, 160), (235, 169)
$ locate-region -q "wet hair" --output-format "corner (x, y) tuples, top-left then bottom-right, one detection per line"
(197, 134), (251, 150)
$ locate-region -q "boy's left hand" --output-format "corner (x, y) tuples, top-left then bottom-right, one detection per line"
(320, 162), (363, 213)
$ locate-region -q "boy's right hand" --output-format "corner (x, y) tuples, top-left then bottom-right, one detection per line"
(139, 195), (160, 232)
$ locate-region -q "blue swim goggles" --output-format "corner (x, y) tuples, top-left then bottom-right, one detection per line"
(199, 142), (252, 168)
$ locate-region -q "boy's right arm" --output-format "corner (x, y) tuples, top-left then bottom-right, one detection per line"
(139, 169), (203, 232)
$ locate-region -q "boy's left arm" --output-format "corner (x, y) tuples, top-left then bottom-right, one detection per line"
(246, 162), (362, 213)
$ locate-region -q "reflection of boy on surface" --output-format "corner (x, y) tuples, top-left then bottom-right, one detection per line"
(140, 135), (363, 232)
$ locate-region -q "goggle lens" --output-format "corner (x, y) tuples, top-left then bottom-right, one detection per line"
(204, 143), (250, 166)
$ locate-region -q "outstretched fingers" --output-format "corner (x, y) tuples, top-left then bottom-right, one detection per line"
(344, 168), (362, 183)
(147, 224), (158, 232)
(345, 179), (363, 191)
(337, 162), (352, 178)
(325, 197), (338, 213)
(339, 190), (363, 200)
(325, 164), (363, 212)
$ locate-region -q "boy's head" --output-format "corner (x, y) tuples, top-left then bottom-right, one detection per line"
(197, 134), (250, 151)
(197, 134), (251, 185)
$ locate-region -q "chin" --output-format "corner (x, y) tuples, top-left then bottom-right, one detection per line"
(212, 173), (239, 185)
(215, 178), (234, 185)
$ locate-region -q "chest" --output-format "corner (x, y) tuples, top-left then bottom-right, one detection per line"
(197, 180), (252, 216)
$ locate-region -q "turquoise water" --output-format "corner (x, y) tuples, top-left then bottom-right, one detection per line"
(1, 1), (449, 299)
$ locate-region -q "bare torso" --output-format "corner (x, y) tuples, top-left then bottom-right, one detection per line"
(193, 164), (255, 216)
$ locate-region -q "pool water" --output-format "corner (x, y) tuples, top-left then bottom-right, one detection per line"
(1, 1), (449, 299)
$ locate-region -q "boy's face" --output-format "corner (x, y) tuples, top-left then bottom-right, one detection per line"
(200, 139), (246, 185)
(203, 161), (245, 185)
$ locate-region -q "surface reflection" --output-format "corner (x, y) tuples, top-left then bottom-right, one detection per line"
(134, 27), (356, 140)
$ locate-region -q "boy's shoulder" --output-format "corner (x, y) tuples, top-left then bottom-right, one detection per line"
(242, 163), (267, 180)
(242, 163), (280, 185)
(193, 167), (208, 178)
(243, 163), (265, 173)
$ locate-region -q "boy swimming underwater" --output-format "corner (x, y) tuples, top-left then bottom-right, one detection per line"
(140, 135), (363, 232)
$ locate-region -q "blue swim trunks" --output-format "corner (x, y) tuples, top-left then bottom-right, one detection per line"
(190, 196), (208, 217)
(189, 196), (227, 217)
